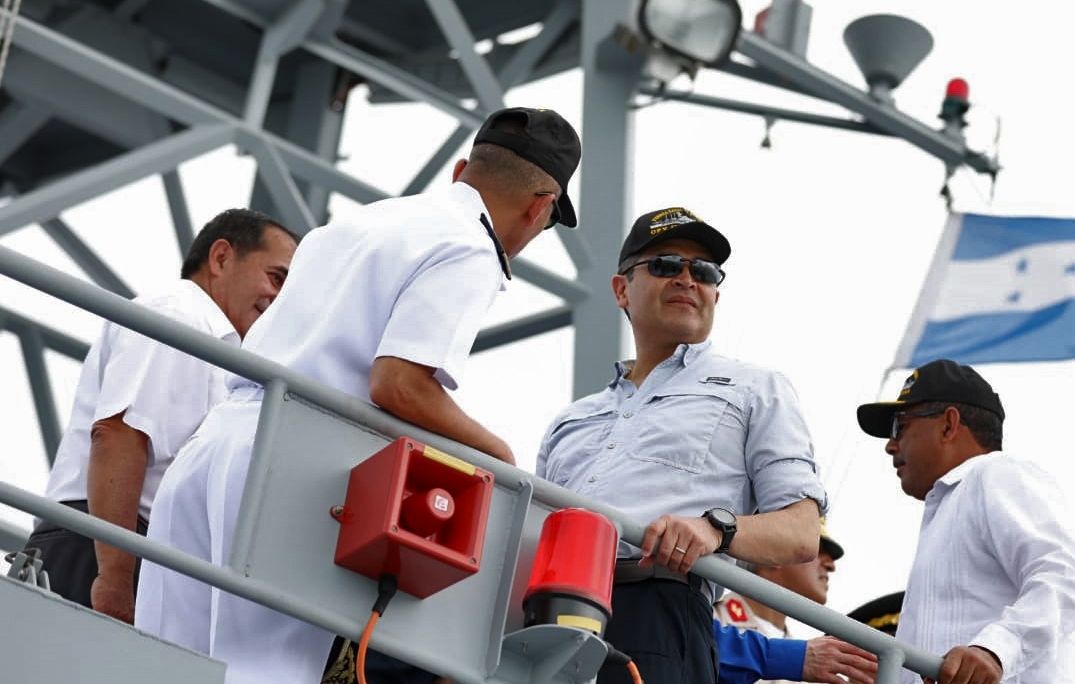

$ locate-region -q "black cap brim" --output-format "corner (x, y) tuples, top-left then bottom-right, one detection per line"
(856, 401), (907, 439)
(557, 193), (577, 228)
(820, 536), (845, 561)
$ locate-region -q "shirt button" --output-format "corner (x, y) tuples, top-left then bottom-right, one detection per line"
(588, 476), (597, 483)
(625, 392), (634, 399)
(623, 411), (633, 419)
(606, 442), (616, 449)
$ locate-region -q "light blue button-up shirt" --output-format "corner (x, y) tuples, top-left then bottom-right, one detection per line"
(536, 340), (828, 559)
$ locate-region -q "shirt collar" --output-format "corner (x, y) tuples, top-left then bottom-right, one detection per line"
(182, 280), (239, 341)
(448, 181), (510, 285)
(609, 339), (714, 388)
(933, 451), (1002, 490)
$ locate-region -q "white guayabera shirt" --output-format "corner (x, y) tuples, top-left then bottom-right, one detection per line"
(896, 451), (1075, 683)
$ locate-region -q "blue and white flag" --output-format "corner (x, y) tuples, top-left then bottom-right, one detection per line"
(893, 213), (1075, 368)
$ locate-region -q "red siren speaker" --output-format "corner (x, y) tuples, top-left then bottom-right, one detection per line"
(332, 437), (494, 598)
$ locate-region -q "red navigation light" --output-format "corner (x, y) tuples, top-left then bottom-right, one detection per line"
(946, 78), (969, 101)
(523, 508), (618, 636)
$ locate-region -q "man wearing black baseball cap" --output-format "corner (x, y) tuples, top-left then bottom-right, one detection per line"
(857, 359), (1075, 684)
(137, 106), (583, 684)
(538, 207), (877, 684)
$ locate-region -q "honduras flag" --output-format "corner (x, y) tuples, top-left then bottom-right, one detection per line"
(893, 213), (1075, 368)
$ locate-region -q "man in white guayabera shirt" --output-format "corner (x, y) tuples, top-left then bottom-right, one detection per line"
(857, 359), (1075, 684)
(25, 209), (297, 623)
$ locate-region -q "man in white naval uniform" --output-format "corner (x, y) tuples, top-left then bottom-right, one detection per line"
(25, 208), (296, 622)
(135, 107), (582, 684)
(858, 359), (1075, 684)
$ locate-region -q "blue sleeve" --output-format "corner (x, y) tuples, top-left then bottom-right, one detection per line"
(714, 622), (806, 684)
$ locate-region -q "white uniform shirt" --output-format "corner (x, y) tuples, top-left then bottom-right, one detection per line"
(45, 279), (238, 520)
(137, 183), (508, 684)
(234, 182), (505, 397)
(896, 452), (1075, 683)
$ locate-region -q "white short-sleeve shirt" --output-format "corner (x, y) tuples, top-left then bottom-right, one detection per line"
(45, 280), (239, 520)
(234, 182), (505, 399)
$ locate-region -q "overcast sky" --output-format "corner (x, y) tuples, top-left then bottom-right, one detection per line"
(2, 1), (1074, 631)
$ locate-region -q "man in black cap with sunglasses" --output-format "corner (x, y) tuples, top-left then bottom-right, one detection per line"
(137, 107), (581, 684)
(857, 359), (1075, 684)
(538, 207), (875, 684)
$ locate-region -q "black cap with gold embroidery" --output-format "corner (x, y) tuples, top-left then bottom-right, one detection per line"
(619, 207), (732, 266)
(847, 591), (904, 636)
(856, 359), (1005, 439)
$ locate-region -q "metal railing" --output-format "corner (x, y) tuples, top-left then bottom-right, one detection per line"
(0, 243), (941, 683)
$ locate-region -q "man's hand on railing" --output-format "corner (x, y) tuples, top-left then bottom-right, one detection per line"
(801, 636), (878, 684)
(91, 571), (136, 624)
(925, 645), (1002, 684)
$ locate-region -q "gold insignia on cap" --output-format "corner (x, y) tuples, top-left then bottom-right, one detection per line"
(648, 207), (702, 237)
(898, 370), (919, 399)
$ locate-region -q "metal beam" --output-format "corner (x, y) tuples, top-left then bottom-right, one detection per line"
(244, 0), (325, 128)
(199, 0), (485, 129)
(403, 0), (579, 196)
(0, 101), (50, 166)
(473, 305), (573, 353)
(0, 123), (236, 236)
(641, 86), (890, 136)
(162, 171), (196, 256)
(238, 129), (317, 234)
(0, 305), (91, 361)
(16, 328), (62, 464)
(0, 518), (29, 552)
(8, 16), (390, 206)
(735, 31), (998, 174)
(40, 218), (136, 298)
(424, 0), (504, 113)
(573, 0), (643, 396)
(511, 258), (588, 303)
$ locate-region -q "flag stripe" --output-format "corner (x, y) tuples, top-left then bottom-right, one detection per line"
(954, 214), (1075, 260)
(910, 298), (1075, 366)
(930, 240), (1075, 319)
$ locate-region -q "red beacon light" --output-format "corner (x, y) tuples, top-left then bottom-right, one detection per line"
(940, 77), (970, 123)
(946, 77), (969, 102)
(523, 508), (618, 637)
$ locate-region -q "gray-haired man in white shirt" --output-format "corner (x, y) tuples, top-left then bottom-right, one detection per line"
(858, 359), (1075, 684)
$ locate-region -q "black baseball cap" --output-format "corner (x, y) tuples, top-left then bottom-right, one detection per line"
(856, 359), (1005, 439)
(473, 107), (582, 228)
(819, 517), (844, 561)
(618, 207), (732, 266)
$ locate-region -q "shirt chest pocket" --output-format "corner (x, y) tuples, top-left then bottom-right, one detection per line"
(546, 407), (617, 486)
(630, 385), (739, 474)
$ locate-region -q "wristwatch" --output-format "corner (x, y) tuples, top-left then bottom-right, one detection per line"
(702, 507), (737, 554)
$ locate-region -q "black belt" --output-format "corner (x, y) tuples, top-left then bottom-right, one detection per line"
(614, 560), (714, 604)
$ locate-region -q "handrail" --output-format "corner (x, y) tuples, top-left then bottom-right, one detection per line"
(0, 244), (942, 682)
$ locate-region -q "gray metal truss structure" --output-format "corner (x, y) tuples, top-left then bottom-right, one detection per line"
(0, 0), (996, 477)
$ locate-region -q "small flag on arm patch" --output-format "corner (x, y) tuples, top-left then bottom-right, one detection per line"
(893, 213), (1075, 368)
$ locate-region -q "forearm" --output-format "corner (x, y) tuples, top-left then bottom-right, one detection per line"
(370, 357), (514, 464)
(86, 414), (149, 577)
(730, 498), (820, 565)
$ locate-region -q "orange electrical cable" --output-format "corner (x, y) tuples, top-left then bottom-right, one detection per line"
(626, 660), (643, 684)
(356, 610), (381, 684)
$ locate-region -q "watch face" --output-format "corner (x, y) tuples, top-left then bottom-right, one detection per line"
(710, 508), (735, 526)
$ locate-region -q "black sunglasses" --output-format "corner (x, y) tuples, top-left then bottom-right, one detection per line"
(889, 408), (946, 440)
(535, 192), (561, 230)
(619, 255), (726, 286)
